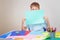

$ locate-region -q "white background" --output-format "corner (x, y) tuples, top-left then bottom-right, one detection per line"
(0, 0), (60, 34)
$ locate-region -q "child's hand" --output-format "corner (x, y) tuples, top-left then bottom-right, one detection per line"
(46, 27), (56, 32)
(22, 27), (27, 31)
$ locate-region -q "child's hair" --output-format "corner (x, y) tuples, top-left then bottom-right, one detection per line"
(30, 2), (40, 9)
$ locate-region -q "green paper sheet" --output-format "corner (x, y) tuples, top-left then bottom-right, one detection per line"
(25, 10), (45, 25)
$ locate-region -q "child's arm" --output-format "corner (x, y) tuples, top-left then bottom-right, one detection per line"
(21, 18), (27, 30)
(44, 16), (50, 27)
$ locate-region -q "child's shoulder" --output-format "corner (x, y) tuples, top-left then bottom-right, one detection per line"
(22, 17), (26, 21)
(44, 16), (49, 20)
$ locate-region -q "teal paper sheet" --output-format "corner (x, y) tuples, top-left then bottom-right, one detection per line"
(25, 10), (45, 25)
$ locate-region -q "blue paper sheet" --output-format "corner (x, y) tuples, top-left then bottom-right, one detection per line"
(30, 30), (44, 35)
(0, 32), (11, 38)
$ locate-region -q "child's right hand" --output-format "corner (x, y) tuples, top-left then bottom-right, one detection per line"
(22, 27), (27, 31)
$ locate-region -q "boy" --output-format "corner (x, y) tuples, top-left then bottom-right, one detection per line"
(22, 2), (50, 32)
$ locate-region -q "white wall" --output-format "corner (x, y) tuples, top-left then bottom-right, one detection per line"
(0, 0), (60, 34)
